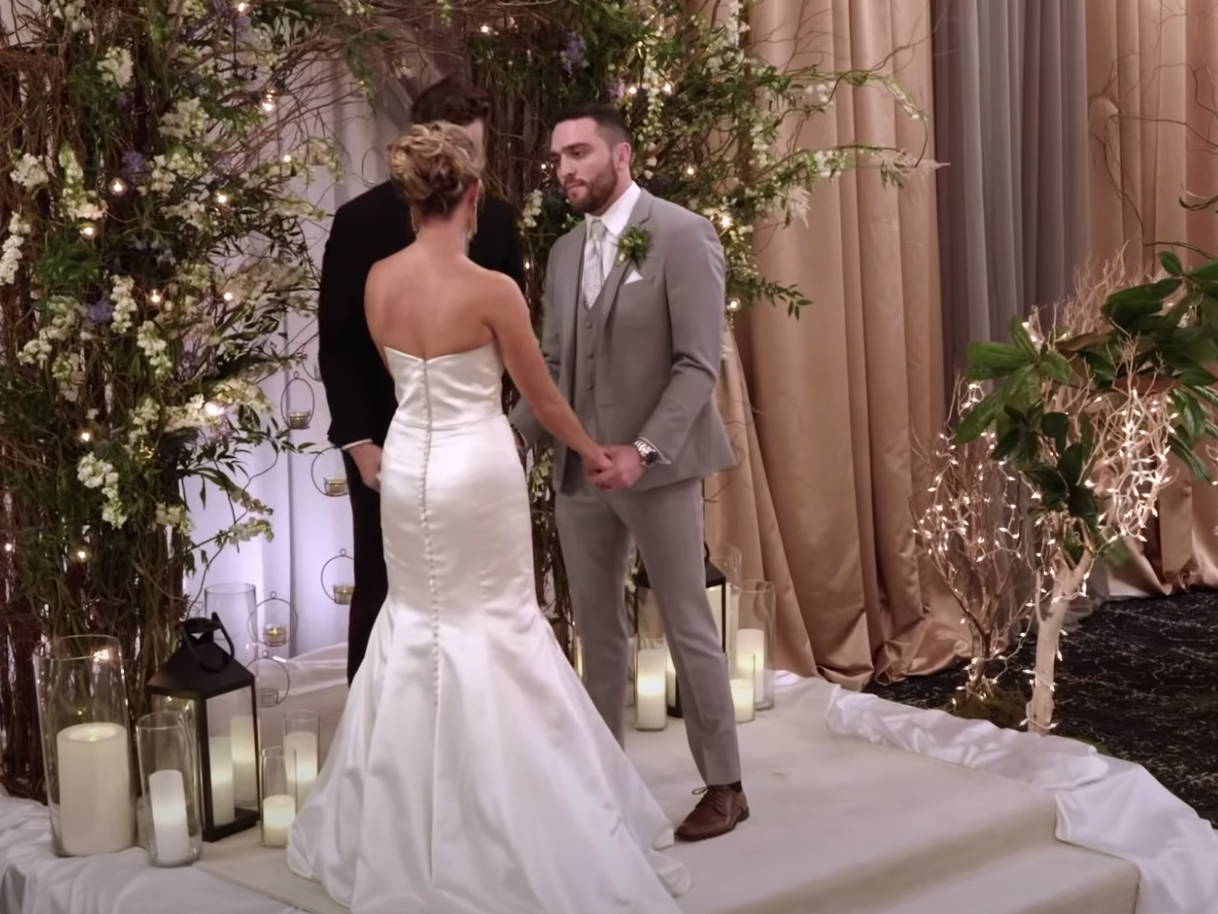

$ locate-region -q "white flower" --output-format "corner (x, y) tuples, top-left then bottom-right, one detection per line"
(10, 154), (49, 190)
(98, 48), (134, 89)
(160, 98), (207, 141)
(0, 213), (31, 286)
(111, 276), (138, 333)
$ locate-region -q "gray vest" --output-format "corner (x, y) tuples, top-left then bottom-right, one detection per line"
(563, 257), (603, 490)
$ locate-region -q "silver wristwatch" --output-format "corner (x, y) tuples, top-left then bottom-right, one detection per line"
(633, 438), (661, 468)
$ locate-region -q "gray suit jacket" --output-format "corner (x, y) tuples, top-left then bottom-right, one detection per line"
(510, 189), (736, 492)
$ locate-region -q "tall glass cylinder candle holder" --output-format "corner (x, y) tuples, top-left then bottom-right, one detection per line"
(282, 710), (320, 806)
(633, 637), (668, 731)
(260, 746), (297, 848)
(136, 711), (202, 867)
(730, 654), (756, 724)
(34, 634), (136, 857)
(735, 580), (776, 710)
(204, 583), (257, 667)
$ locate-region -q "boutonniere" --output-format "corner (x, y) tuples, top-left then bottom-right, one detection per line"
(616, 226), (651, 266)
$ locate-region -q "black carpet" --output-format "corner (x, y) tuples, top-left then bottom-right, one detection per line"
(869, 592), (1218, 826)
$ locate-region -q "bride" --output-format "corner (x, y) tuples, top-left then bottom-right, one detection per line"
(285, 122), (691, 913)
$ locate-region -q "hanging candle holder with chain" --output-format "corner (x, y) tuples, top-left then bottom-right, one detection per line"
(280, 372), (316, 431)
(246, 655), (291, 710)
(248, 592), (296, 654)
(320, 549), (355, 605)
(310, 447), (349, 498)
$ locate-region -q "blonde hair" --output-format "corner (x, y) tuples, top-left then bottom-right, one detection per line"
(388, 122), (481, 219)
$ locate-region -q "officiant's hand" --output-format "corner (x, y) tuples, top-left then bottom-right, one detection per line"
(348, 442), (383, 492)
(587, 445), (644, 492)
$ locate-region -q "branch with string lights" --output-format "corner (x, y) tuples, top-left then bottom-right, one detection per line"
(955, 250), (1218, 736)
(914, 378), (1038, 719)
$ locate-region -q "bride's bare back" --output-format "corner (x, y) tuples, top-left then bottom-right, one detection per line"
(364, 244), (495, 363)
(363, 241), (607, 471)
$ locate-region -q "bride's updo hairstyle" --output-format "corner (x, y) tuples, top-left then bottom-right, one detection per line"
(388, 122), (481, 220)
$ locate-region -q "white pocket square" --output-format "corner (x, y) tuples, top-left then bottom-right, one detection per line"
(624, 269), (644, 285)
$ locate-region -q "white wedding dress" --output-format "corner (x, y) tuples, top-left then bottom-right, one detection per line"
(287, 341), (690, 913)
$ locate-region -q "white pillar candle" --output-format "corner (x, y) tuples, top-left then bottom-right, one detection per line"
(230, 714), (257, 806)
(284, 731), (318, 805)
(634, 648), (668, 730)
(731, 676), (755, 723)
(56, 722), (134, 855)
(148, 769), (192, 864)
(208, 736), (236, 826)
(736, 627), (766, 701)
(260, 794), (296, 848)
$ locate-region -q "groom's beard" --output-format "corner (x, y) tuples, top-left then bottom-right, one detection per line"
(566, 164), (618, 215)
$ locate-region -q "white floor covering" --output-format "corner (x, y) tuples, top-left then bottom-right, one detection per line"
(2, 644), (1215, 914)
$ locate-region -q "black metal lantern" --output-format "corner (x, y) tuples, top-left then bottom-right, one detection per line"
(631, 546), (729, 719)
(145, 615), (260, 842)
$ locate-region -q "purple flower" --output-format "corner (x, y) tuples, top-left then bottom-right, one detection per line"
(121, 151), (147, 183)
(115, 93), (131, 111)
(560, 33), (586, 73)
(608, 79), (626, 102)
(235, 15), (250, 28)
(86, 295), (114, 324)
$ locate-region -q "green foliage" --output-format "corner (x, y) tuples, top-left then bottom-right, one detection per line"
(955, 250), (1218, 564)
(0, 0), (357, 796)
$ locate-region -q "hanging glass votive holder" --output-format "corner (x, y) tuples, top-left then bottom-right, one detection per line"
(320, 549), (355, 604)
(250, 591), (295, 654)
(280, 371), (316, 430)
(311, 447), (349, 497)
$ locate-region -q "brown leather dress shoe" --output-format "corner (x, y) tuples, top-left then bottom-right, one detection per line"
(675, 785), (749, 841)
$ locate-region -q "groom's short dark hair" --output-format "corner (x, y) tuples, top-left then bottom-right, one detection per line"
(412, 77), (492, 127)
(553, 104), (633, 147)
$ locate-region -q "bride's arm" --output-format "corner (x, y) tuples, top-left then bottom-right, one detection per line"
(482, 274), (607, 469)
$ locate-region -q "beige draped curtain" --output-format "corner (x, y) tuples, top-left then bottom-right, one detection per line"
(1085, 0), (1218, 595)
(706, 0), (966, 688)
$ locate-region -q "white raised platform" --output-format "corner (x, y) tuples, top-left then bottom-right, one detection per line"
(1, 644), (1215, 914)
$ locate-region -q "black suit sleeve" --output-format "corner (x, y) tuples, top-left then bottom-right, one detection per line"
(499, 206), (527, 292)
(317, 206), (378, 448)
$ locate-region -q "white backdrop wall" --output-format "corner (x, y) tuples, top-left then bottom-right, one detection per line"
(186, 63), (408, 664)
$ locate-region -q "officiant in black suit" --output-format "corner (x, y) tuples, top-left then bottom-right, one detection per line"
(318, 77), (525, 684)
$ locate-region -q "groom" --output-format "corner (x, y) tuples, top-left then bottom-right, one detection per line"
(509, 104), (747, 841)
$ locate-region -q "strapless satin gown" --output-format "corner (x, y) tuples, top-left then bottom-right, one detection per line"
(286, 342), (690, 913)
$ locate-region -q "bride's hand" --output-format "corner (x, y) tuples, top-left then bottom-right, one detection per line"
(582, 446), (614, 479)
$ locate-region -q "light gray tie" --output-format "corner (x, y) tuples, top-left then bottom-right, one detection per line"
(583, 219), (606, 307)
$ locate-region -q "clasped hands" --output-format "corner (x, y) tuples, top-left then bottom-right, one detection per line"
(583, 444), (644, 492)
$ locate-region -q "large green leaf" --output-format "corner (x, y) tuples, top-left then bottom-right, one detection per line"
(1008, 314), (1039, 359)
(954, 390), (1003, 444)
(1188, 258), (1218, 283)
(1041, 411), (1070, 451)
(965, 341), (1034, 377)
(1040, 351), (1073, 385)
(1170, 390), (1205, 442)
(1160, 250), (1184, 276)
(1024, 464), (1069, 508)
(1169, 434), (1211, 482)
